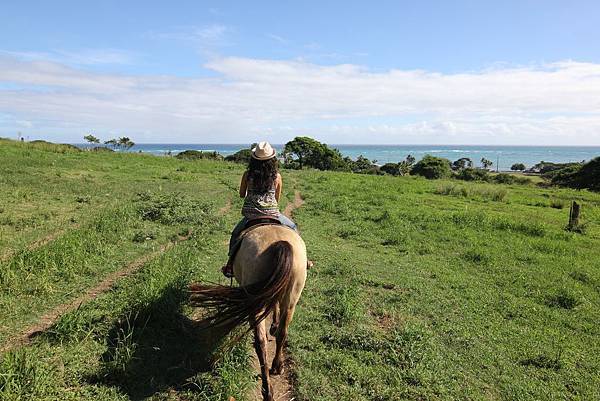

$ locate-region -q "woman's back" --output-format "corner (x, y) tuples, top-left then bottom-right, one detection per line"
(242, 174), (280, 219)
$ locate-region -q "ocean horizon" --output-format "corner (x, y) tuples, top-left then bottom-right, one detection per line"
(74, 143), (600, 172)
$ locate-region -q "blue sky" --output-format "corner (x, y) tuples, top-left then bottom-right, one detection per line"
(1, 1), (600, 144)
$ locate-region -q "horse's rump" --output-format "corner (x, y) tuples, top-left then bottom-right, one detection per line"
(189, 232), (300, 330)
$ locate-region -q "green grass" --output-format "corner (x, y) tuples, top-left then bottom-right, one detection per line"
(1, 138), (599, 400)
(290, 171), (600, 400)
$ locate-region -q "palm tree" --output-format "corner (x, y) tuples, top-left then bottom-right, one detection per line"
(481, 157), (493, 170)
(84, 134), (100, 148)
(118, 137), (135, 150)
(104, 139), (118, 149)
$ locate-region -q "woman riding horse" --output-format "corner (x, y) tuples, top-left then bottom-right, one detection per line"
(190, 142), (308, 401)
(222, 141), (298, 278)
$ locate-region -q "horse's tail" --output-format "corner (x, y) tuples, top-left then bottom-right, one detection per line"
(189, 240), (294, 331)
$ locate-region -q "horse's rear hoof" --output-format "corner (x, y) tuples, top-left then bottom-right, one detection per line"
(270, 364), (283, 376)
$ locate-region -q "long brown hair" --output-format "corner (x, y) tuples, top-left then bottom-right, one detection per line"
(247, 157), (278, 191)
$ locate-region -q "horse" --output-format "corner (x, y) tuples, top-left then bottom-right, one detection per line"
(189, 224), (307, 401)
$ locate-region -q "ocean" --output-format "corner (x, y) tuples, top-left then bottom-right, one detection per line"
(76, 143), (600, 171)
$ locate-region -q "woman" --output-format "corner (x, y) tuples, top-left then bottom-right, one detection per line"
(222, 141), (298, 277)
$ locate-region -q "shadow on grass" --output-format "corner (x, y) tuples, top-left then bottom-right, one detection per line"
(87, 284), (236, 399)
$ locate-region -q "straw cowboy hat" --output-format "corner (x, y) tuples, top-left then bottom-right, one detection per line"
(252, 141), (276, 160)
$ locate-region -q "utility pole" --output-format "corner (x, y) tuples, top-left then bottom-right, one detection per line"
(496, 155), (499, 172)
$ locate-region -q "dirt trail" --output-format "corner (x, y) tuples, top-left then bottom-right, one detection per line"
(249, 189), (304, 401)
(0, 223), (80, 263)
(284, 190), (304, 218)
(219, 197), (232, 215)
(1, 199), (233, 353)
(0, 233), (190, 353)
(251, 314), (296, 401)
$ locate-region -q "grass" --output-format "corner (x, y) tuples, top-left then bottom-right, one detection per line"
(1, 138), (599, 400)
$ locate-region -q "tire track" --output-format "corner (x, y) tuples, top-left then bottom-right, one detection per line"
(1, 199), (232, 353)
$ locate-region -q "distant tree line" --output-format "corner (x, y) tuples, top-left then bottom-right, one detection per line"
(178, 136), (599, 192)
(84, 134), (135, 151)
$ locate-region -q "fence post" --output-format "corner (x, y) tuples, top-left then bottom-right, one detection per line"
(568, 201), (581, 230)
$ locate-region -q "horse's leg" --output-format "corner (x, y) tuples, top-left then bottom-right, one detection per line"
(269, 301), (280, 337)
(252, 317), (273, 401)
(270, 304), (296, 375)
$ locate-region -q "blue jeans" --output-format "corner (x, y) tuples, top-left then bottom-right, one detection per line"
(228, 213), (298, 256)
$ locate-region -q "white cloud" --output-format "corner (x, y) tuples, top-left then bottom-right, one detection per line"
(147, 24), (232, 47)
(267, 34), (289, 45)
(0, 49), (135, 66)
(1, 54), (600, 144)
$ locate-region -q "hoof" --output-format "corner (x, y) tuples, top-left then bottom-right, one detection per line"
(270, 362), (283, 375)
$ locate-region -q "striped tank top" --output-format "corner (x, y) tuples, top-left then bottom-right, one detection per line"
(242, 177), (279, 219)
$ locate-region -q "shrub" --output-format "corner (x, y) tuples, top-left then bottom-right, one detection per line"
(91, 146), (114, 152)
(452, 157), (473, 170)
(175, 150), (223, 161)
(411, 155), (452, 179)
(493, 173), (516, 184)
(511, 163), (526, 171)
(455, 168), (490, 182)
(224, 148), (252, 163)
(551, 157), (600, 192)
(380, 162), (401, 176)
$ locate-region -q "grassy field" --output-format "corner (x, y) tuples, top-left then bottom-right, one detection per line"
(1, 138), (599, 400)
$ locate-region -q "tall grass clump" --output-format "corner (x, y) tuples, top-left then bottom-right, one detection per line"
(435, 183), (508, 202)
(325, 284), (362, 326)
(0, 349), (63, 399)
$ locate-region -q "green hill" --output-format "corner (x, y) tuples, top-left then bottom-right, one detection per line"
(0, 138), (599, 400)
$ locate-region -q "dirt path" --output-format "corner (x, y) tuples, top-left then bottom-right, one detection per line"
(251, 315), (296, 401)
(249, 189), (304, 401)
(0, 223), (80, 263)
(219, 197), (232, 215)
(284, 190), (304, 218)
(0, 233), (190, 353)
(1, 199), (234, 353)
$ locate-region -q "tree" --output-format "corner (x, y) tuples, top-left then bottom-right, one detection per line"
(452, 157), (473, 170)
(481, 158), (493, 169)
(405, 154), (416, 166)
(511, 163), (526, 171)
(411, 155), (452, 179)
(83, 134), (100, 145)
(351, 155), (373, 173)
(104, 139), (118, 149)
(283, 136), (346, 170)
(118, 137), (135, 150)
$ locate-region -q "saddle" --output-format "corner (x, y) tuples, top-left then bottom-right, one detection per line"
(240, 217), (282, 234)
(229, 217), (283, 264)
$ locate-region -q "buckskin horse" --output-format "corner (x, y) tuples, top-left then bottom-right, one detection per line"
(189, 224), (307, 401)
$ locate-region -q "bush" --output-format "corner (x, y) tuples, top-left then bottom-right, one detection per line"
(511, 163), (526, 171)
(175, 150), (223, 161)
(493, 173), (516, 184)
(224, 148), (252, 164)
(91, 146), (114, 152)
(455, 168), (490, 182)
(411, 155), (452, 179)
(380, 163), (401, 176)
(550, 157), (600, 192)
